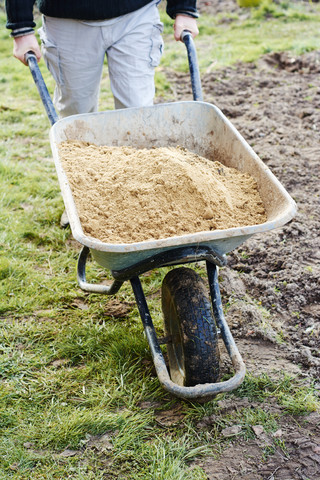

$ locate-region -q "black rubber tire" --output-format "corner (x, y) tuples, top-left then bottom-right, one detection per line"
(161, 267), (220, 387)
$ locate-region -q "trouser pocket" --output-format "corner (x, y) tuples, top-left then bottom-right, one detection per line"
(149, 22), (164, 68)
(38, 18), (63, 86)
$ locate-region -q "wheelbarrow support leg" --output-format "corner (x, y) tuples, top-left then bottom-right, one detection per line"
(206, 261), (246, 374)
(77, 246), (123, 294)
(130, 276), (169, 379)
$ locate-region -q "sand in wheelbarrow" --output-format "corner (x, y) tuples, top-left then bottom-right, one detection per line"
(59, 141), (267, 244)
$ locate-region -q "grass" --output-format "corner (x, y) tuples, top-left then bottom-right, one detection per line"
(0, 0), (320, 478)
(159, 0), (320, 77)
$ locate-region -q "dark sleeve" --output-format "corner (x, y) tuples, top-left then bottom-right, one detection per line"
(5, 0), (37, 30)
(166, 0), (199, 19)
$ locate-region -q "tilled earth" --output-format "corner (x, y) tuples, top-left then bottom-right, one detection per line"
(155, 1), (320, 478)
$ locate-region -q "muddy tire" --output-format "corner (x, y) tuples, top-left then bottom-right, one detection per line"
(161, 267), (220, 387)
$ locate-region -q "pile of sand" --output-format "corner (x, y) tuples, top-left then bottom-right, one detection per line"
(59, 142), (266, 243)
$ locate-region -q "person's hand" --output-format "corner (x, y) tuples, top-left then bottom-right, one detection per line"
(13, 33), (41, 65)
(174, 14), (199, 42)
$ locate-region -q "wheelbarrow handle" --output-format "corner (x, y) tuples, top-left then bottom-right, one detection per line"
(181, 30), (203, 102)
(25, 51), (58, 126)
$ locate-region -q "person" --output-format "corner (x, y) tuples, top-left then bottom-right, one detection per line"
(5, 1), (199, 227)
(5, 1), (199, 116)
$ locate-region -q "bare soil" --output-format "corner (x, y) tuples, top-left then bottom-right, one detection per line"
(153, 1), (320, 477)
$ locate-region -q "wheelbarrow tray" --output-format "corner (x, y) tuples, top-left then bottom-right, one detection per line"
(49, 101), (296, 271)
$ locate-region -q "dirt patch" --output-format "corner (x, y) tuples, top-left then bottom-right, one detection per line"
(193, 411), (320, 479)
(197, 0), (242, 16)
(219, 338), (303, 378)
(156, 45), (320, 479)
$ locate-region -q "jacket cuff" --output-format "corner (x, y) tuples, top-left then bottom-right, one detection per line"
(171, 11), (199, 19)
(10, 27), (35, 38)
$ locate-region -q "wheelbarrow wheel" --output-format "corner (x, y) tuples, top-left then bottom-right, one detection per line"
(161, 267), (220, 387)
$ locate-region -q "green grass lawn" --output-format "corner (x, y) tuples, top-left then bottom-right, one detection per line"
(159, 0), (320, 74)
(0, 1), (319, 478)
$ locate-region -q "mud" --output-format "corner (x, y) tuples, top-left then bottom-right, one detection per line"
(154, 2), (320, 476)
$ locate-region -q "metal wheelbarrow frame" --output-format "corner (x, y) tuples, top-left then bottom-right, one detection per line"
(26, 32), (296, 402)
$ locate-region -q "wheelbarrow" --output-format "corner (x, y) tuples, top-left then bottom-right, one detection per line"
(26, 32), (296, 402)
